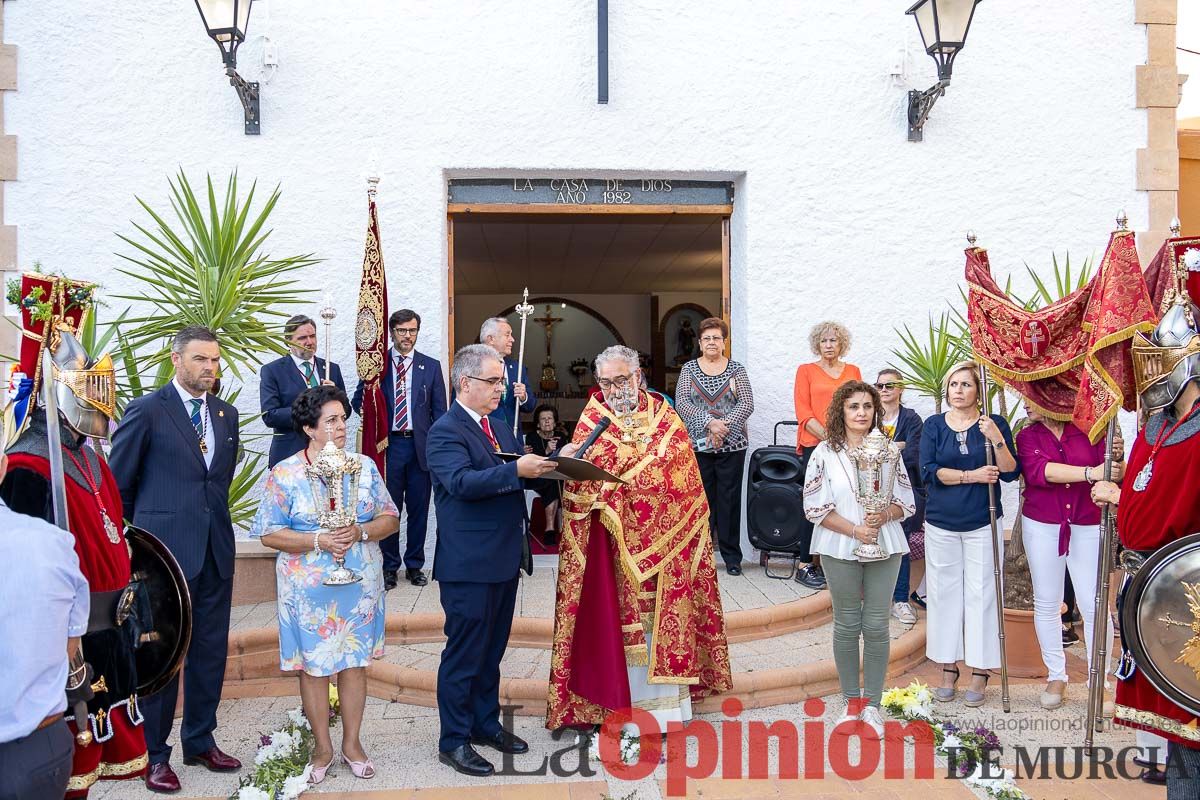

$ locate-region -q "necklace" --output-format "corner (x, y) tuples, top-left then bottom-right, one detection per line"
(65, 446), (121, 544)
(1133, 405), (1200, 492)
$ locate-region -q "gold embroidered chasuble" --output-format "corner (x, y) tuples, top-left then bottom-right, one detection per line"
(546, 391), (732, 729)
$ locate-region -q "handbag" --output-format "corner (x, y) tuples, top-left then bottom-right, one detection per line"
(907, 526), (926, 561)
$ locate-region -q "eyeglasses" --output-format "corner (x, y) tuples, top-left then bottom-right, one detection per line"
(597, 375), (635, 390)
(392, 327), (420, 337)
(874, 382), (903, 390)
(700, 335), (724, 343)
(955, 430), (969, 455)
(466, 375), (504, 387)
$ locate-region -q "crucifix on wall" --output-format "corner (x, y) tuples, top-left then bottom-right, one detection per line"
(535, 304), (565, 357)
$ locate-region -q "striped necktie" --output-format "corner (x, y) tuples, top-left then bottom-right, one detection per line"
(301, 361), (318, 388)
(189, 398), (203, 437)
(480, 416), (500, 452)
(393, 357), (409, 431)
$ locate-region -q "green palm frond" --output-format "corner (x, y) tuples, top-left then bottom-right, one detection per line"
(888, 313), (961, 414)
(113, 170), (320, 383)
(1019, 251), (1094, 311)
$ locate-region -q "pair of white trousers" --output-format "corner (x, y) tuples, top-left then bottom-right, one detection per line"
(925, 522), (1004, 668)
(1022, 517), (1108, 683)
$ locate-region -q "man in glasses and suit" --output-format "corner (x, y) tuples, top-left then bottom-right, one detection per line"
(426, 344), (557, 777)
(354, 309), (447, 590)
(109, 326), (242, 794)
(260, 314), (347, 469)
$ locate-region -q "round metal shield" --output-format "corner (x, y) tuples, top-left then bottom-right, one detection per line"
(1121, 532), (1200, 717)
(126, 525), (192, 697)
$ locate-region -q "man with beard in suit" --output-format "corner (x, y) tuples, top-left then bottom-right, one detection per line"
(110, 326), (242, 794)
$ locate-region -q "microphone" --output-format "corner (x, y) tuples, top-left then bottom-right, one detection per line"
(574, 418), (612, 461)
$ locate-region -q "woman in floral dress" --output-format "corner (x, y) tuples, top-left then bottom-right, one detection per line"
(250, 386), (399, 782)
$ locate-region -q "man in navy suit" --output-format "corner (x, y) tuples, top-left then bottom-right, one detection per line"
(260, 314), (347, 469)
(479, 317), (536, 434)
(426, 344), (557, 777)
(109, 326), (242, 794)
(353, 309), (447, 589)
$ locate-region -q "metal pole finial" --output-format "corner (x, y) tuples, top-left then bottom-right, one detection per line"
(1171, 217), (1182, 237)
(1116, 209), (1128, 231)
(966, 230), (978, 247)
(366, 174), (381, 201)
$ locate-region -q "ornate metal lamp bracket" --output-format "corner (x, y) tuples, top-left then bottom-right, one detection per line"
(907, 80), (948, 142)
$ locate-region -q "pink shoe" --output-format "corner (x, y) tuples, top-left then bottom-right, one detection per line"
(309, 754), (336, 784)
(341, 750), (375, 779)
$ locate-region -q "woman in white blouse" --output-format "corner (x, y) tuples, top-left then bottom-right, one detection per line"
(803, 380), (915, 737)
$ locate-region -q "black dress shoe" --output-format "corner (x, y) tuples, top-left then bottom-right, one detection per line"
(439, 744), (495, 776)
(471, 728), (529, 754)
(406, 568), (429, 587)
(383, 569), (398, 591)
(726, 564), (743, 576)
(1141, 766), (1168, 784)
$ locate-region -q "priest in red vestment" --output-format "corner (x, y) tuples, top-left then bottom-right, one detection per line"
(1093, 268), (1200, 791)
(547, 345), (731, 731)
(0, 274), (147, 796)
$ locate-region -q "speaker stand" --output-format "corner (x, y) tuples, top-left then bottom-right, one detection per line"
(758, 550), (800, 581)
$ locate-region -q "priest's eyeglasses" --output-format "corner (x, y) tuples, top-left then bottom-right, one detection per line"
(466, 375), (505, 387)
(597, 375), (634, 390)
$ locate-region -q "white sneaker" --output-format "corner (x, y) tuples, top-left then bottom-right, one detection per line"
(832, 706), (859, 735)
(859, 706), (885, 738)
(892, 602), (917, 624)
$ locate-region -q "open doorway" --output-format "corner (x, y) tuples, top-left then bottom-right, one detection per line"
(448, 211), (729, 431)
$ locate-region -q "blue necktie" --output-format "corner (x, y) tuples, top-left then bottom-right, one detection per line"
(189, 398), (203, 438)
(393, 358), (409, 431)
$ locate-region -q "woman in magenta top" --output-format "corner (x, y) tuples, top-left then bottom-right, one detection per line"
(1016, 401), (1123, 710)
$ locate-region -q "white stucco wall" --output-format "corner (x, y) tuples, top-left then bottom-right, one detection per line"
(4, 1), (1148, 540)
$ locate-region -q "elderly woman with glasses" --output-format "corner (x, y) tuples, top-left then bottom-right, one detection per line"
(792, 321), (862, 589)
(675, 317), (755, 575)
(919, 360), (1019, 709)
(874, 369), (926, 625)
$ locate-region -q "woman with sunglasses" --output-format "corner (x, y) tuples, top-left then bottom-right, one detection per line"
(874, 369), (925, 625)
(919, 360), (1019, 708)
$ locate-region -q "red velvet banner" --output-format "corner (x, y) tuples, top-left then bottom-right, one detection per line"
(15, 273), (95, 390)
(354, 197), (390, 476)
(966, 230), (1157, 442)
(1144, 235), (1200, 313)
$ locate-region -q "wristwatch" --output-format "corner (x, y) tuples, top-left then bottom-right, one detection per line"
(358, 524), (368, 542)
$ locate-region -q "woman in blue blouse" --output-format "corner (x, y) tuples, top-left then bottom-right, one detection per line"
(919, 361), (1019, 708)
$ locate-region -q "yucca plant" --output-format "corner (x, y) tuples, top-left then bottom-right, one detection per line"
(888, 313), (960, 414)
(1018, 251), (1093, 311)
(113, 170), (319, 384)
(109, 171), (319, 526)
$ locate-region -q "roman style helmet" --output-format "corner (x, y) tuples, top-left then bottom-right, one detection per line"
(4, 272), (115, 442)
(1132, 245), (1200, 412)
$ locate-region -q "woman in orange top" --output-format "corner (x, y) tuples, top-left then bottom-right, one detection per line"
(792, 321), (862, 589)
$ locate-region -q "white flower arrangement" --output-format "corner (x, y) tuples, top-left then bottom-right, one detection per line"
(881, 681), (1032, 800)
(965, 763), (1025, 799)
(229, 699), (337, 800)
(1184, 248), (1200, 272)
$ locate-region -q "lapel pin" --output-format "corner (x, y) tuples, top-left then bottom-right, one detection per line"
(219, 410), (225, 417)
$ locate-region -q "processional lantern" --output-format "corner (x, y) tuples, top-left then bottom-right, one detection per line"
(905, 0), (982, 142)
(194, 0), (261, 135)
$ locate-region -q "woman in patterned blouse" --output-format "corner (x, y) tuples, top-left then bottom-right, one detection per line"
(674, 317), (755, 575)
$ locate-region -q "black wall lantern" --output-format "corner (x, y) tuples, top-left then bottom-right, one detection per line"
(194, 0), (260, 135)
(905, 0), (981, 142)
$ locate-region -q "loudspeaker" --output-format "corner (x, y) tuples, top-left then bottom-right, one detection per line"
(746, 445), (809, 554)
